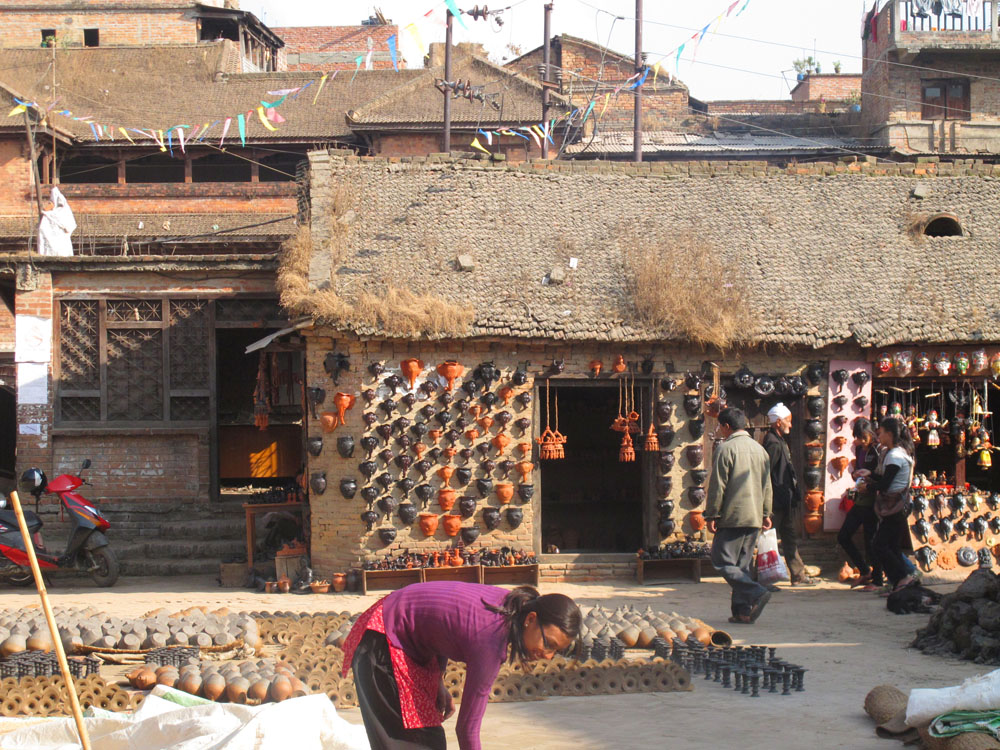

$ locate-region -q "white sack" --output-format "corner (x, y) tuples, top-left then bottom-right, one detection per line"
(37, 186), (76, 257)
(907, 668), (1000, 727)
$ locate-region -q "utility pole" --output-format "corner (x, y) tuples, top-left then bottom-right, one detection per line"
(443, 9), (454, 153)
(23, 111), (44, 217)
(542, 3), (553, 159)
(633, 0), (643, 162)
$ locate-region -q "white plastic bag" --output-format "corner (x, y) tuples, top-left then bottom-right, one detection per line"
(756, 528), (789, 585)
(907, 669), (1000, 727)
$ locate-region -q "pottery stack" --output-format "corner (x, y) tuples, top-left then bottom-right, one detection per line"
(579, 604), (720, 651)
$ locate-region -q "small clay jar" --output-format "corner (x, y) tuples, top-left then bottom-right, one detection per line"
(803, 514), (823, 535)
(689, 469), (707, 487)
(689, 417), (705, 440)
(398, 502), (418, 525)
(656, 476), (673, 498)
(460, 526), (481, 545)
(683, 394), (702, 417)
(438, 488), (458, 512)
(337, 435), (355, 459)
(832, 436), (848, 451)
(804, 490), (824, 512)
(658, 426), (676, 448)
(658, 518), (676, 537)
(517, 484), (535, 503)
(339, 478), (358, 499)
(806, 396), (825, 419)
(804, 419), (824, 440)
(831, 455), (850, 478)
(332, 572), (347, 592)
(685, 444), (704, 467)
(496, 483), (514, 504)
(310, 472), (327, 495)
(476, 477), (494, 498)
(307, 437), (323, 457)
(803, 467), (822, 490)
(656, 401), (675, 422)
(458, 495), (477, 518)
(377, 527), (398, 546)
(658, 499), (675, 517)
(659, 451), (676, 472)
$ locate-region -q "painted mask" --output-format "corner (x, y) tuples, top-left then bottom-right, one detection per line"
(934, 352), (952, 376)
(877, 352), (892, 374)
(972, 349), (988, 373)
(954, 352), (970, 376)
(992, 353), (1000, 380)
(916, 352), (931, 374)
(893, 351), (912, 376)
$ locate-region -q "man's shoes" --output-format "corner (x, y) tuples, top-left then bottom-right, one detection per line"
(790, 576), (820, 586)
(765, 584), (781, 592)
(748, 591), (772, 623)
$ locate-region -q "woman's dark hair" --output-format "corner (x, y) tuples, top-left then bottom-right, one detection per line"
(853, 417), (874, 440)
(879, 416), (915, 457)
(717, 407), (746, 431)
(483, 586), (581, 663)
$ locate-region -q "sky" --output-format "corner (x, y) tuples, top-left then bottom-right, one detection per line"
(240, 0), (873, 101)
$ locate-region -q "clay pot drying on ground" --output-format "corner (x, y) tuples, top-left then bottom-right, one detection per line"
(310, 472), (327, 495)
(459, 496), (477, 518)
(506, 507), (523, 529)
(688, 487), (706, 506)
(398, 502), (418, 525)
(483, 507), (502, 530)
(517, 484), (534, 503)
(361, 510), (379, 531)
(803, 514), (823, 535)
(332, 573), (347, 592)
(377, 527), (397, 546)
(804, 490), (824, 512)
(685, 444), (704, 467)
(461, 526), (481, 545)
(307, 437), (323, 457)
(336, 435), (355, 458)
(442, 514), (463, 537)
(656, 476), (673, 498)
(689, 417), (705, 440)
(419, 513), (439, 536)
(688, 510), (706, 532)
(437, 361), (464, 391)
(202, 673), (226, 701)
(496, 483), (514, 504)
(831, 455), (850, 478)
(438, 488), (458, 512)
(690, 469), (707, 487)
(339, 478), (358, 499)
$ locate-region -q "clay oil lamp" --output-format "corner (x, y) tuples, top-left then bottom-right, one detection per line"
(456, 467), (473, 486)
(398, 502), (418, 525)
(461, 526), (481, 545)
(459, 447), (475, 462)
(516, 461), (534, 482)
(459, 496), (477, 518)
(517, 442), (532, 457)
(400, 359), (425, 391)
(377, 527), (397, 546)
(339, 478), (358, 499)
(361, 510), (379, 531)
(499, 386), (514, 405)
(361, 486), (379, 505)
(359, 460), (378, 480)
(831, 455), (850, 478)
(483, 507), (501, 530)
(465, 428), (481, 442)
(498, 459), (515, 478)
(476, 478), (494, 498)
(443, 514), (463, 537)
(415, 484), (434, 505)
(401, 392), (417, 408)
(428, 428), (442, 445)
(418, 513), (439, 536)
(436, 361), (464, 391)
(516, 392), (532, 409)
(310, 472), (327, 495)
(496, 483), (514, 504)
(363, 412), (378, 429)
(362, 389), (377, 405)
(415, 460), (432, 479)
(307, 437), (323, 457)
(657, 476), (673, 497)
(506, 507), (523, 529)
(320, 412), (338, 433)
(492, 432), (511, 453)
(377, 495), (397, 518)
(436, 466), (454, 484)
(420, 404), (437, 420)
(438, 488), (458, 512)
(517, 484), (535, 503)
(685, 444), (704, 467)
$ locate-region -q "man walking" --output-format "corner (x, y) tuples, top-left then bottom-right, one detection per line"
(762, 403), (819, 586)
(706, 407), (774, 624)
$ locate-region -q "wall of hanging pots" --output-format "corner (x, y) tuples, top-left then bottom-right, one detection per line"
(821, 361), (873, 533)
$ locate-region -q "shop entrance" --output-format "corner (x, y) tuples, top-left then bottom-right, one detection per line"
(540, 382), (646, 552)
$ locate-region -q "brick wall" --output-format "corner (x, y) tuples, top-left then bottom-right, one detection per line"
(272, 25), (405, 71)
(0, 10), (198, 47)
(42, 182), (296, 215)
(14, 269), (54, 485)
(705, 100), (850, 115)
(791, 74), (861, 102)
(372, 134), (543, 162)
(0, 139), (33, 214)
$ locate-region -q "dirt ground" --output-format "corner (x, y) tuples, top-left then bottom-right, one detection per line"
(0, 572), (986, 749)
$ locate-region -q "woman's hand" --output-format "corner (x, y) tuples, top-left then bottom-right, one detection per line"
(437, 678), (455, 720)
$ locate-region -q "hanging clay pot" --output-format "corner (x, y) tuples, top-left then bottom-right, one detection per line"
(337, 435), (355, 459)
(514, 417), (531, 434)
(320, 412), (338, 433)
(612, 355), (627, 374)
(804, 419), (823, 440)
(589, 360), (603, 377)
(396, 437), (413, 455)
(464, 428), (480, 442)
(462, 380), (478, 399)
(478, 416), (496, 433)
(443, 514), (463, 537)
(400, 359), (425, 390)
(363, 389), (377, 405)
(688, 486), (706, 506)
(804, 490), (824, 512)
(459, 495), (477, 518)
(456, 467), (472, 486)
(361, 435), (379, 457)
(481, 459), (496, 475)
(516, 461), (534, 482)
(517, 484), (535, 503)
(436, 361), (464, 391)
(444, 428), (461, 444)
(361, 510), (379, 531)
(438, 488), (457, 512)
(685, 444), (704, 467)
(476, 477), (494, 498)
(506, 507), (523, 529)
(806, 362), (825, 386)
(393, 416), (412, 435)
(517, 442), (532, 457)
(307, 437), (323, 457)
(339, 478), (358, 499)
(401, 392), (417, 408)
(806, 396), (825, 419)
(492, 433), (511, 453)
(656, 401), (675, 422)
(415, 484), (434, 504)
(494, 410), (512, 429)
(683, 394), (702, 417)
(384, 374), (403, 395)
(658, 426), (676, 448)
(832, 435), (848, 451)
(475, 443), (491, 459)
(361, 486), (379, 504)
(803, 467), (822, 490)
(442, 446), (458, 462)
(498, 459), (515, 478)
(483, 507), (502, 530)
(656, 476), (673, 497)
(376, 473), (394, 491)
(659, 499), (675, 516)
(498, 386), (514, 406)
(368, 362), (385, 378)
(376, 425), (393, 445)
(690, 469), (707, 487)
(660, 451), (676, 471)
(804, 444), (824, 466)
(496, 483), (514, 504)
(310, 472), (327, 495)
(397, 477), (416, 495)
(832, 394), (849, 411)
(410, 422), (429, 439)
(363, 412), (378, 428)
(332, 393), (356, 428)
(436, 465), (454, 484)
(379, 399), (396, 417)
(689, 417), (705, 440)
(377, 527), (397, 546)
(688, 510), (706, 532)
(377, 448), (393, 466)
(658, 518), (677, 537)
(460, 525), (482, 545)
(398, 502), (418, 525)
(516, 392), (533, 409)
(459, 448), (475, 462)
(831, 368), (849, 392)
(377, 496), (397, 518)
(831, 455), (850, 478)
(481, 392), (499, 410)
(803, 514), (823, 535)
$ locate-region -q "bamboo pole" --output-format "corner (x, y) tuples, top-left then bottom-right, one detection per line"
(7, 490), (92, 750)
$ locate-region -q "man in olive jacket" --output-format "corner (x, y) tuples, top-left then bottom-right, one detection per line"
(706, 407), (774, 624)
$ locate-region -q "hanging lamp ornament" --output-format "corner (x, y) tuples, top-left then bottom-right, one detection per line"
(536, 378), (566, 460)
(619, 431), (635, 463)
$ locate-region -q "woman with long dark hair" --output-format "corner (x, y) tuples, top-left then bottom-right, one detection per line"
(838, 418), (883, 590)
(342, 582), (581, 750)
(868, 417), (917, 593)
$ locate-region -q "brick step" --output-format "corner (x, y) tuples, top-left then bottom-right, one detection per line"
(119, 557), (232, 577)
(113, 538), (245, 561)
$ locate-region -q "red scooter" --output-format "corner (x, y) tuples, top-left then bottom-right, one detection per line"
(0, 460), (118, 587)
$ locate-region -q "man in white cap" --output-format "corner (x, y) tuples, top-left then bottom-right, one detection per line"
(763, 402), (818, 586)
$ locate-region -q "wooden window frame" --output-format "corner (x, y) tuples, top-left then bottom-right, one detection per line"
(922, 78), (970, 120)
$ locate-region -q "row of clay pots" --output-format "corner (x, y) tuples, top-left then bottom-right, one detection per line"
(128, 659), (307, 703)
(579, 605), (722, 650)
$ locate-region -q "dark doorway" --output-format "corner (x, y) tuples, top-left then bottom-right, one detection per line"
(0, 361), (14, 495)
(540, 382), (646, 552)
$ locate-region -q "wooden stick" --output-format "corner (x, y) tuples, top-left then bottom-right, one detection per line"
(7, 490), (92, 750)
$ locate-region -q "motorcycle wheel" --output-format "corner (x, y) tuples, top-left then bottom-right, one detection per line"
(7, 570), (34, 587)
(89, 546), (119, 588)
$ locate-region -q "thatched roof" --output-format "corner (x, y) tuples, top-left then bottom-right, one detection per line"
(296, 150), (1000, 348)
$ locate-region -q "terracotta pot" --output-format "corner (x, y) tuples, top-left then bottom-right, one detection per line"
(264, 581), (277, 594)
(496, 483), (514, 504)
(517, 442), (532, 457)
(332, 392), (356, 428)
(277, 575), (291, 594)
(498, 386), (514, 406)
(419, 513), (439, 536)
(688, 510), (706, 532)
(612, 355), (627, 373)
(804, 490), (824, 512)
(589, 359), (603, 377)
(269, 675), (293, 703)
(516, 461), (534, 482)
(832, 436), (848, 451)
(400, 358), (425, 390)
(436, 465), (454, 483)
(465, 428), (481, 442)
(478, 416), (495, 432)
(442, 514), (463, 537)
(436, 361), (464, 391)
(320, 412), (338, 433)
(248, 679), (269, 703)
(803, 513), (823, 535)
(691, 626), (712, 646)
(492, 433), (511, 453)
(685, 444), (704, 467)
(804, 444), (825, 466)
(438, 488), (457, 512)
(309, 581), (330, 594)
(331, 573), (347, 592)
(202, 673), (225, 701)
(831, 455), (850, 478)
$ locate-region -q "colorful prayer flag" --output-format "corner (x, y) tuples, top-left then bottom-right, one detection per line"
(220, 117), (232, 146)
(387, 34), (399, 71)
(470, 137), (490, 154)
(313, 73), (329, 104)
(445, 0), (468, 29)
(256, 106), (277, 131)
(237, 114), (246, 147)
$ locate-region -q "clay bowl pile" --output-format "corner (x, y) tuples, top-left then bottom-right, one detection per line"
(0, 674), (141, 717)
(579, 605), (725, 650)
(253, 610), (359, 648)
(126, 657), (307, 704)
(912, 568), (1000, 663)
(0, 606), (261, 656)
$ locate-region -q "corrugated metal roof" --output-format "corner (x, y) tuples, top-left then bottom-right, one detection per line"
(565, 130), (867, 154)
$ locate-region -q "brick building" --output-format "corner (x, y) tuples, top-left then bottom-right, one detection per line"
(790, 73), (862, 103)
(273, 23), (407, 72)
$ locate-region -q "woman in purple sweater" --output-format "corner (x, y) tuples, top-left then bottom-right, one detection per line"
(342, 581), (581, 750)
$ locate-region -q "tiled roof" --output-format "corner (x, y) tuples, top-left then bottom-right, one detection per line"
(303, 152), (1000, 347)
(564, 130), (871, 155)
(0, 213), (295, 242)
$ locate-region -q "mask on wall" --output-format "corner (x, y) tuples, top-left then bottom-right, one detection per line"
(972, 349), (989, 374)
(916, 352), (932, 374)
(954, 352), (970, 376)
(877, 352), (892, 374)
(934, 352), (952, 376)
(893, 351), (912, 377)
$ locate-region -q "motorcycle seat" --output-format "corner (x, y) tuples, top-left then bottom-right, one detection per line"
(0, 509), (42, 533)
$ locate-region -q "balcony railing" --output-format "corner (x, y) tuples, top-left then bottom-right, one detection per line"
(897, 0), (994, 32)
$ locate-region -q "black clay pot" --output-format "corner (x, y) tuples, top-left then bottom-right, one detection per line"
(455, 416), (470, 431)
(685, 444), (704, 467)
(514, 417), (531, 433)
(395, 455), (413, 473)
(640, 357), (655, 375)
(831, 368), (849, 392)
(806, 396), (825, 419)
(655, 401), (675, 422)
(658, 518), (676, 537)
(732, 364), (755, 390)
(461, 380), (479, 399)
(498, 459), (515, 478)
(376, 424), (393, 444)
(393, 416), (411, 435)
(368, 361), (385, 378)
(445, 428), (460, 444)
(420, 404), (437, 420)
(803, 467), (822, 490)
(456, 468), (472, 486)
(377, 527), (397, 546)
(459, 496), (477, 518)
(383, 374), (403, 395)
(517, 484), (535, 503)
(656, 476), (673, 498)
(398, 502), (418, 525)
(854, 395), (869, 409)
(481, 459), (496, 475)
(415, 460), (432, 478)
(377, 448), (394, 466)
(511, 366), (528, 386)
(362, 389), (376, 404)
(803, 419), (823, 441)
(361, 486), (379, 504)
(376, 473), (394, 491)
(401, 392), (417, 408)
(336, 435), (355, 458)
(476, 478), (493, 498)
(483, 507), (502, 530)
(852, 370), (870, 387)
(683, 394), (702, 417)
(361, 510), (379, 531)
(310, 472), (327, 495)
(411, 422), (429, 439)
(788, 376), (807, 397)
(661, 377), (677, 392)
(475, 442), (491, 458)
(415, 484), (434, 503)
(435, 411), (451, 428)
(660, 451), (676, 472)
(307, 437), (323, 457)
(439, 391), (454, 407)
(397, 477), (416, 495)
(495, 411), (513, 428)
(806, 362), (825, 386)
(481, 392), (499, 410)
(506, 507), (523, 529)
(516, 392), (533, 408)
(685, 372), (703, 391)
(459, 448), (475, 462)
(690, 469), (707, 486)
(549, 359), (565, 375)
(688, 486), (706, 506)
(363, 412), (378, 428)
(658, 426), (676, 448)
(377, 496), (398, 518)
(832, 394), (848, 410)
(379, 399), (396, 417)
(689, 417), (705, 440)
(361, 436), (379, 456)
(461, 526), (481, 545)
(339, 478), (358, 499)
(754, 375), (775, 397)
(658, 499), (675, 516)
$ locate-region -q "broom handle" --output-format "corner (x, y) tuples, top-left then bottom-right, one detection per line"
(7, 490), (92, 750)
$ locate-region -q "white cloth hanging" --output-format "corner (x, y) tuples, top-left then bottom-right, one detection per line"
(37, 186), (76, 257)
(942, 0), (965, 14)
(967, 0), (983, 17)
